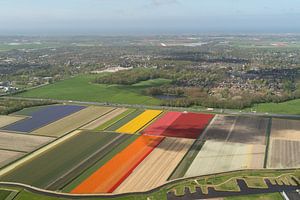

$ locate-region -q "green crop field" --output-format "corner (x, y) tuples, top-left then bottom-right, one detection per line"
(245, 99), (300, 115)
(16, 75), (171, 105)
(0, 131), (126, 189)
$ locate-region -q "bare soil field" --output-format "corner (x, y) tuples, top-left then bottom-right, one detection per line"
(203, 115), (268, 145)
(114, 137), (194, 193)
(81, 108), (127, 130)
(270, 118), (300, 140)
(32, 106), (113, 137)
(0, 131), (54, 152)
(0, 115), (26, 128)
(267, 138), (300, 168)
(185, 140), (265, 177)
(0, 150), (25, 168)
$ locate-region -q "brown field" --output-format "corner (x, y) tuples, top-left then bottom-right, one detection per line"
(32, 106), (113, 137)
(114, 137), (194, 193)
(202, 115), (268, 145)
(270, 118), (300, 140)
(0, 115), (26, 128)
(0, 150), (25, 168)
(185, 140), (265, 177)
(81, 108), (127, 130)
(0, 131), (54, 152)
(267, 138), (300, 168)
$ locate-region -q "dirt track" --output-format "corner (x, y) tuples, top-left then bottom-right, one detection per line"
(0, 131), (54, 152)
(114, 137), (194, 193)
(81, 108), (127, 130)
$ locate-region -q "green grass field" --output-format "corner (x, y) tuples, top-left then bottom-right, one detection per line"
(0, 189), (11, 199)
(16, 75), (171, 105)
(245, 99), (300, 115)
(224, 192), (283, 200)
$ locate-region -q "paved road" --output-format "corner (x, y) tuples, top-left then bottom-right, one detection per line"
(2, 96), (300, 119)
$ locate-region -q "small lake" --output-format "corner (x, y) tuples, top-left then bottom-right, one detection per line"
(154, 94), (182, 100)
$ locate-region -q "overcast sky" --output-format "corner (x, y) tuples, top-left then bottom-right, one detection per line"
(0, 0), (299, 35)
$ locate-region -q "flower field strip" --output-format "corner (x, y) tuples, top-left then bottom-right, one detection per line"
(142, 112), (181, 136)
(2, 105), (85, 133)
(32, 106), (113, 137)
(0, 150), (25, 168)
(0, 131), (123, 188)
(71, 135), (164, 194)
(114, 137), (194, 193)
(62, 134), (139, 192)
(162, 112), (214, 139)
(81, 108), (127, 130)
(95, 109), (135, 131)
(105, 109), (143, 131)
(116, 110), (163, 134)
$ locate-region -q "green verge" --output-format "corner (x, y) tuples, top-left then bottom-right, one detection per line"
(0, 189), (11, 199)
(245, 99), (300, 115)
(224, 192), (283, 200)
(62, 134), (140, 192)
(95, 109), (135, 131)
(0, 132), (122, 189)
(16, 75), (170, 106)
(106, 110), (144, 131)
(168, 140), (205, 180)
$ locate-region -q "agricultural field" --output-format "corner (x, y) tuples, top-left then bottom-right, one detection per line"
(267, 118), (300, 169)
(0, 131), (130, 189)
(116, 110), (162, 134)
(0, 150), (25, 168)
(1, 105), (85, 133)
(114, 137), (194, 193)
(71, 135), (164, 194)
(32, 106), (113, 137)
(185, 140), (266, 177)
(143, 112), (214, 139)
(0, 115), (26, 128)
(0, 131), (54, 152)
(81, 108), (127, 130)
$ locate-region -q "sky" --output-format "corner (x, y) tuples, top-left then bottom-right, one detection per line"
(0, 0), (300, 35)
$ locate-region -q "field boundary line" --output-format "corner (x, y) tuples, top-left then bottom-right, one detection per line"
(0, 130), (81, 177)
(264, 117), (272, 168)
(0, 148), (27, 154)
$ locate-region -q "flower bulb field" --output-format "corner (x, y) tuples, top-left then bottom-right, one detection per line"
(0, 103), (299, 197)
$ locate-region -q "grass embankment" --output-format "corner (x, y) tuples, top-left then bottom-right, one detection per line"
(224, 192), (283, 200)
(16, 75), (171, 105)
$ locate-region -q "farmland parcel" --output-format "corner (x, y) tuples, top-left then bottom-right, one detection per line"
(2, 105), (85, 133)
(114, 137), (194, 193)
(267, 118), (300, 168)
(185, 140), (265, 177)
(0, 150), (25, 168)
(0, 115), (26, 128)
(144, 112), (214, 139)
(0, 131), (54, 152)
(0, 131), (126, 189)
(32, 106), (113, 137)
(116, 110), (162, 134)
(81, 108), (127, 130)
(71, 135), (164, 194)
